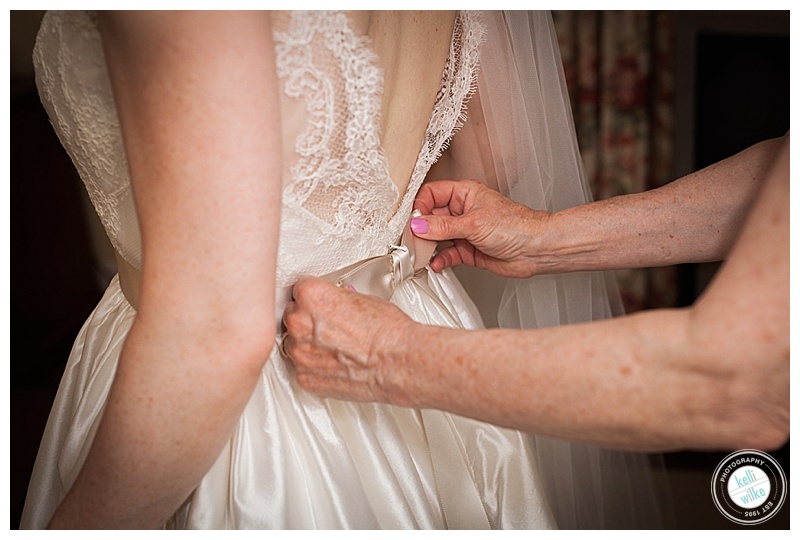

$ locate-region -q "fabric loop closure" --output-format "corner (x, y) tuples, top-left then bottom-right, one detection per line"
(321, 210), (421, 301)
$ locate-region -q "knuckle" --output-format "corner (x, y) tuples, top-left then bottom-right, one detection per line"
(295, 277), (327, 303)
(463, 212), (485, 233)
(440, 217), (464, 239)
(466, 211), (482, 227)
(434, 217), (450, 237)
(464, 179), (483, 190)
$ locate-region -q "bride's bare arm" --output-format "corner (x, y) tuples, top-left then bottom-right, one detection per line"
(285, 141), (788, 452)
(48, 12), (282, 528)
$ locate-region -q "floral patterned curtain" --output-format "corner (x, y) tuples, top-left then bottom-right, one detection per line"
(552, 11), (676, 312)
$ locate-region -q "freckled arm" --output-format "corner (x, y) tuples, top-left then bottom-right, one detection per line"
(383, 139), (789, 451)
(533, 136), (786, 274)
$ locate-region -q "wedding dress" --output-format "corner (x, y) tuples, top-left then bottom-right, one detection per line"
(22, 10), (666, 529)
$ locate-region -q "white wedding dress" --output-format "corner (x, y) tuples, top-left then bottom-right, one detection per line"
(22, 11), (559, 529)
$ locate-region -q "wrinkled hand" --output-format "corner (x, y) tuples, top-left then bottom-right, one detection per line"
(282, 277), (418, 406)
(412, 180), (550, 278)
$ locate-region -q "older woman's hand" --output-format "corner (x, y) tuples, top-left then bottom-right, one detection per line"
(412, 180), (552, 278)
(282, 277), (420, 406)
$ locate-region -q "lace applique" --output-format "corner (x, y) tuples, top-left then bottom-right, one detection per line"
(273, 11), (486, 244)
(274, 11), (397, 238)
(396, 12), (486, 228)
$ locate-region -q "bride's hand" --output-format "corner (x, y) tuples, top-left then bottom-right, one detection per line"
(412, 180), (551, 278)
(282, 277), (420, 406)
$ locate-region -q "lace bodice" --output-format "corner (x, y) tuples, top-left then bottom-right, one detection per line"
(33, 11), (484, 287)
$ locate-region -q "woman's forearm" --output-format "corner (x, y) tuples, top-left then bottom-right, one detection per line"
(393, 138), (790, 452)
(405, 310), (697, 451)
(534, 136), (785, 274)
(400, 303), (786, 452)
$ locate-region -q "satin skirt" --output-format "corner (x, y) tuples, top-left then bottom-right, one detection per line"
(20, 270), (557, 529)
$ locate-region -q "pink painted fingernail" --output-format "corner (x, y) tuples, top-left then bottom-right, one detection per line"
(347, 285), (357, 292)
(410, 218), (428, 234)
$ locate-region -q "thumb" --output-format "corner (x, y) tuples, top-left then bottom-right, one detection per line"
(410, 214), (468, 242)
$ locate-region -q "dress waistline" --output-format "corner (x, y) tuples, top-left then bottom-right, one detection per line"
(116, 253), (141, 311)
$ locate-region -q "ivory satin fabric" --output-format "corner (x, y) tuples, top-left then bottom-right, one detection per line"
(23, 272), (557, 529)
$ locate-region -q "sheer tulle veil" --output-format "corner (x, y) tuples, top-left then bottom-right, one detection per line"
(440, 11), (672, 528)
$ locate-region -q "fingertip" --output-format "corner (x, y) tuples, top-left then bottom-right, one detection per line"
(410, 217), (429, 235)
(429, 253), (446, 273)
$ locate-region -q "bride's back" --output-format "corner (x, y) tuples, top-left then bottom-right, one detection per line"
(33, 10), (482, 285)
(271, 10), (455, 209)
(352, 11), (455, 197)
(271, 11), (482, 286)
